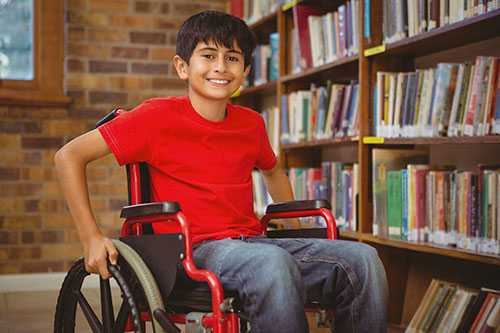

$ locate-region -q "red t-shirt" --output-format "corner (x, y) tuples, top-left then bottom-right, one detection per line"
(98, 96), (277, 244)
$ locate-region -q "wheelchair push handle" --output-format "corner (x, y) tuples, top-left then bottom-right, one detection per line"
(95, 108), (125, 128)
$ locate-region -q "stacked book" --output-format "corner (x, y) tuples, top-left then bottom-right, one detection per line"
(281, 81), (359, 144)
(373, 149), (500, 255)
(290, 0), (359, 72)
(406, 279), (500, 333)
(383, 0), (500, 43)
(289, 162), (358, 231)
(245, 33), (279, 87)
(373, 57), (500, 138)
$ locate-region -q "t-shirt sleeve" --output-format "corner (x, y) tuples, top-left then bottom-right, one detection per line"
(255, 116), (277, 170)
(98, 100), (158, 166)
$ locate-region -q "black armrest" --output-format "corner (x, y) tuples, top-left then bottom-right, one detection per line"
(120, 202), (181, 218)
(265, 199), (331, 214)
(95, 108), (122, 128)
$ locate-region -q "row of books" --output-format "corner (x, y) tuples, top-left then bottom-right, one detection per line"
(406, 279), (500, 333)
(290, 1), (359, 72)
(373, 57), (500, 138)
(281, 81), (360, 144)
(383, 0), (500, 44)
(289, 162), (359, 231)
(245, 33), (279, 88)
(373, 149), (500, 255)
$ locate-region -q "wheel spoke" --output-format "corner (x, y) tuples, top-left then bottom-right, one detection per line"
(76, 290), (103, 333)
(100, 277), (115, 333)
(113, 300), (130, 333)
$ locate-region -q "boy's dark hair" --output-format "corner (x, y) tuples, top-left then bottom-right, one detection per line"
(176, 11), (256, 69)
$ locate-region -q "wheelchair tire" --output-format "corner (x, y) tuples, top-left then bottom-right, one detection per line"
(53, 257), (144, 333)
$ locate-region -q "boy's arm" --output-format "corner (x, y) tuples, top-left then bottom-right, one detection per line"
(260, 163), (301, 228)
(54, 129), (118, 279)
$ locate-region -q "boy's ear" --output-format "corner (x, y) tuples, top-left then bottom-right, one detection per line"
(173, 55), (189, 80)
(243, 65), (251, 77)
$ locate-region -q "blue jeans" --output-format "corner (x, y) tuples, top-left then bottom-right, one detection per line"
(193, 237), (388, 333)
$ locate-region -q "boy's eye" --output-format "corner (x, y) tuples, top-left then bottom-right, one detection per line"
(227, 56), (239, 62)
(202, 54), (215, 60)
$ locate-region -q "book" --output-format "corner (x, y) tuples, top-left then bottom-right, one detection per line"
(292, 3), (322, 69)
(482, 299), (500, 332)
(387, 170), (403, 239)
(407, 279), (441, 332)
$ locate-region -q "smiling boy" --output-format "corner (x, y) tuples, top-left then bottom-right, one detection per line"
(55, 11), (388, 332)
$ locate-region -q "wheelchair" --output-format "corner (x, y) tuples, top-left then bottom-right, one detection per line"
(53, 109), (338, 333)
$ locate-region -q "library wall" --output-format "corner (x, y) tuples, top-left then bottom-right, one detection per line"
(0, 0), (226, 274)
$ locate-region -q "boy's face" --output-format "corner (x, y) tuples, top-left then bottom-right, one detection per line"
(173, 40), (250, 101)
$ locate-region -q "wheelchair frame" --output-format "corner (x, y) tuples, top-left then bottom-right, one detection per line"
(54, 109), (338, 333)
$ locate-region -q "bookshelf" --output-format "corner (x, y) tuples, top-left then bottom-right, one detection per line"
(361, 0), (500, 330)
(231, 0), (500, 330)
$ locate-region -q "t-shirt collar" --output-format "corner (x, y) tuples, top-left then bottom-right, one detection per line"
(182, 96), (232, 129)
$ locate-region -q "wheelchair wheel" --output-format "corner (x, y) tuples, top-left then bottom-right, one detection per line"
(54, 257), (145, 333)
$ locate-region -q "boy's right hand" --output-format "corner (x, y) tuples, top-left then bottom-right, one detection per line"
(83, 235), (118, 279)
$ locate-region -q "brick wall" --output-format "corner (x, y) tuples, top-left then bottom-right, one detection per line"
(0, 0), (227, 274)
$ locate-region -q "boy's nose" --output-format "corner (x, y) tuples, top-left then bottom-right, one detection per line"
(214, 56), (226, 73)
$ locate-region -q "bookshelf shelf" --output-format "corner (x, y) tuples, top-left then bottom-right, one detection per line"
(237, 80), (277, 97)
(282, 136), (359, 150)
(375, 9), (500, 58)
(281, 55), (359, 84)
(361, 234), (500, 266)
(282, 0), (348, 12)
(339, 229), (361, 240)
(365, 135), (500, 146)
(247, 10), (278, 32)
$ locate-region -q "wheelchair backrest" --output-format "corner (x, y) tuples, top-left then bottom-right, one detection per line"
(96, 109), (154, 233)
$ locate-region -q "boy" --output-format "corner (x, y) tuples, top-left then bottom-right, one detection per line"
(55, 10), (388, 333)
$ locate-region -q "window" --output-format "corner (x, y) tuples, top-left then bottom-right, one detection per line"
(0, 0), (34, 80)
(0, 0), (69, 107)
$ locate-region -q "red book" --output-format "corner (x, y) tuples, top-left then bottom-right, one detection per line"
(292, 3), (322, 69)
(415, 168), (428, 242)
(229, 0), (243, 18)
(470, 293), (499, 332)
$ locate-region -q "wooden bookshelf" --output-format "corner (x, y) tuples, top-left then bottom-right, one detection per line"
(234, 0), (500, 331)
(362, 0), (500, 330)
